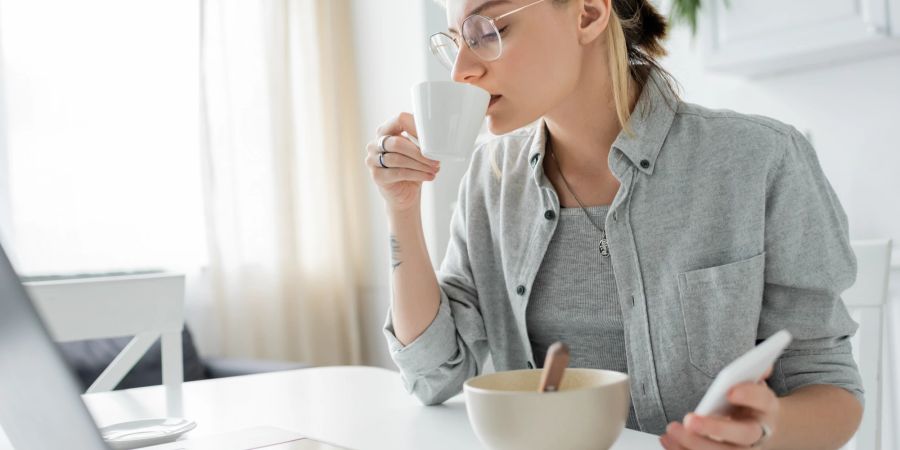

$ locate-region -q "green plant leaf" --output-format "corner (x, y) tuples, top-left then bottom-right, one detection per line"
(668, 0), (730, 36)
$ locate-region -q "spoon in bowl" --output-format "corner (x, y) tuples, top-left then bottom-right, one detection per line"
(538, 342), (570, 392)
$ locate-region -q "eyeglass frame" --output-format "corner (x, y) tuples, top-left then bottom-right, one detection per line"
(429, 0), (549, 69)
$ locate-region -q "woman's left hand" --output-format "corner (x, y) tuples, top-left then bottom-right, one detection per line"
(660, 366), (780, 449)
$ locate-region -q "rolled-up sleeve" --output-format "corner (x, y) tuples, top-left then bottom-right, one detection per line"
(758, 126), (864, 406)
(382, 160), (490, 406)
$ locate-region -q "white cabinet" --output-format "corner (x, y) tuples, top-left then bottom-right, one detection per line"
(701, 0), (900, 76)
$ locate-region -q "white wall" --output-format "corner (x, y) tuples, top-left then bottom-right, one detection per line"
(0, 48), (12, 260)
(350, 0), (430, 369)
(0, 121), (11, 257)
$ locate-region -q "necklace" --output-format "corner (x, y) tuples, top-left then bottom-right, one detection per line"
(547, 136), (610, 257)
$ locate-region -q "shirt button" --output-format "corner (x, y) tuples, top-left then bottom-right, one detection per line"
(516, 285), (527, 295)
(530, 154), (540, 167)
(640, 159), (650, 169)
(544, 210), (556, 220)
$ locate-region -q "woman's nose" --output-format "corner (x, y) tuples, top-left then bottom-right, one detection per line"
(451, 43), (486, 83)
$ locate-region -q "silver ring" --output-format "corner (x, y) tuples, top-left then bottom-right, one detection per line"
(379, 152), (389, 169)
(750, 422), (771, 448)
(378, 134), (390, 153)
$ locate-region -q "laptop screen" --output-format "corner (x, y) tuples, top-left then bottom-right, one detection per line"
(0, 243), (109, 449)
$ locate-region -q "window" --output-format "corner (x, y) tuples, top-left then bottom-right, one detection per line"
(0, 0), (205, 274)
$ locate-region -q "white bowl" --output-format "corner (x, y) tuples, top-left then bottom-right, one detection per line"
(464, 369), (630, 450)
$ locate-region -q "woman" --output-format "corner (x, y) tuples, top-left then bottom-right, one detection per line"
(364, 1), (864, 448)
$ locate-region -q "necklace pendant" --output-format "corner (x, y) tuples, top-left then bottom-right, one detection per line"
(599, 237), (610, 257)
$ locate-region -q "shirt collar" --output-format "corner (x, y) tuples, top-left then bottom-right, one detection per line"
(610, 70), (679, 176)
(527, 69), (679, 179)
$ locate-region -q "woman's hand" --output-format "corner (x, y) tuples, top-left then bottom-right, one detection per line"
(660, 366), (779, 450)
(365, 112), (441, 213)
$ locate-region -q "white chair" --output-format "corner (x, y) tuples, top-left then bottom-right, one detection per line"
(842, 239), (893, 450)
(23, 272), (186, 415)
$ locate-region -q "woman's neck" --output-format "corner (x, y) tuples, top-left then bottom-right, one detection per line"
(542, 68), (640, 180)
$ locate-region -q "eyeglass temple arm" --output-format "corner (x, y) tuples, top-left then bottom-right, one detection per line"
(494, 0), (548, 21)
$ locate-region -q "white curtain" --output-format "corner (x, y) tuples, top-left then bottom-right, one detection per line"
(200, 0), (368, 365)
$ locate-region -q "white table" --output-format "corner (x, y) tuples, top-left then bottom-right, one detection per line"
(3, 366), (661, 449)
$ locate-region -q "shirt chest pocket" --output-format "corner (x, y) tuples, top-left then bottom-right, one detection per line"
(676, 252), (766, 378)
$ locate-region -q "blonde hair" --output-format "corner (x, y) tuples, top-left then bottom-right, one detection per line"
(604, 0), (675, 135)
(607, 12), (634, 135)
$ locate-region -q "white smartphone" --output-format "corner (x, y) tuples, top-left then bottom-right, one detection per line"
(693, 329), (792, 417)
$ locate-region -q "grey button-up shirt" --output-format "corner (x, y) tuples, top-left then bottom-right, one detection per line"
(383, 72), (864, 435)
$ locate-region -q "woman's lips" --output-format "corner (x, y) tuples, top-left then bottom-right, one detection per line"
(488, 95), (502, 109)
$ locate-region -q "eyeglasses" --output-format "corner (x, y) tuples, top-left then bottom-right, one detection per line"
(429, 0), (548, 71)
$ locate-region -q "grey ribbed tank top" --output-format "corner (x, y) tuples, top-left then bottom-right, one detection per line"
(526, 204), (639, 430)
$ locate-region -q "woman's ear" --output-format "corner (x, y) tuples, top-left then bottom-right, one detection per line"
(577, 0), (612, 45)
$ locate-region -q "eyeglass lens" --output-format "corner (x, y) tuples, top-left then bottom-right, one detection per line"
(429, 15), (501, 70)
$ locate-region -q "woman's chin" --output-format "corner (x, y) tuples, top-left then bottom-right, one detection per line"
(486, 114), (535, 136)
(485, 117), (504, 135)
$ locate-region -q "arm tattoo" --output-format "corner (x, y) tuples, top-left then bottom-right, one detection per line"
(390, 234), (402, 271)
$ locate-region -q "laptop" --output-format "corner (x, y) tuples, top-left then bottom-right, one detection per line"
(0, 242), (346, 450)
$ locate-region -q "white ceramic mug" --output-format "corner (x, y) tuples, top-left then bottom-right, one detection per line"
(411, 81), (490, 161)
